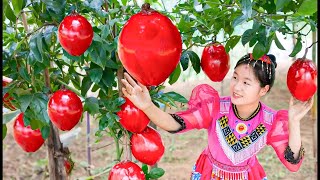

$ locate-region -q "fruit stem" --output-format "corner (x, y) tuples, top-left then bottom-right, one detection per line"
(141, 3), (155, 14)
(303, 41), (318, 59)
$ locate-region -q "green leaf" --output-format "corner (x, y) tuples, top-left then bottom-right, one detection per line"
(232, 14), (247, 27)
(148, 168), (165, 179)
(181, 51), (201, 73)
(84, 97), (100, 115)
(289, 38), (302, 57)
(225, 36), (241, 52)
(2, 110), (21, 124)
(180, 51), (189, 71)
(3, 124), (7, 140)
(163, 92), (188, 103)
(274, 33), (285, 50)
(241, 29), (254, 46)
(241, 0), (252, 18)
(81, 76), (92, 97)
(142, 164), (148, 175)
(18, 66), (31, 83)
(18, 94), (34, 112)
(88, 68), (103, 83)
(99, 25), (110, 39)
(168, 64), (181, 85)
(29, 33), (43, 62)
(12, 0), (26, 16)
(40, 125), (50, 139)
(296, 0), (317, 16)
(276, 0), (290, 11)
(252, 42), (266, 59)
(42, 0), (66, 22)
(101, 68), (115, 87)
(5, 4), (17, 22)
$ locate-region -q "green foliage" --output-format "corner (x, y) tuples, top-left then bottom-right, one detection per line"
(2, 0), (317, 177)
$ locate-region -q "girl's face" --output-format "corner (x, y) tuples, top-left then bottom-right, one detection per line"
(230, 64), (269, 106)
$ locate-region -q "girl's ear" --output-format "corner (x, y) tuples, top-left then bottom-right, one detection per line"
(260, 85), (270, 96)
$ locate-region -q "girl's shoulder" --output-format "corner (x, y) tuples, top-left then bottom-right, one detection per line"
(259, 102), (278, 126)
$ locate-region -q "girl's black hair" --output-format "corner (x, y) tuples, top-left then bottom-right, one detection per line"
(234, 53), (277, 92)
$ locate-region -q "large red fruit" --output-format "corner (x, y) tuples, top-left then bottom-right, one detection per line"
(13, 113), (45, 152)
(201, 43), (230, 82)
(130, 126), (165, 165)
(287, 58), (317, 101)
(118, 3), (182, 86)
(117, 97), (150, 133)
(3, 76), (16, 110)
(58, 13), (93, 56)
(108, 160), (146, 180)
(48, 89), (83, 131)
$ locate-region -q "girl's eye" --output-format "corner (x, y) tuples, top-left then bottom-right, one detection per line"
(244, 82), (250, 85)
(233, 76), (237, 79)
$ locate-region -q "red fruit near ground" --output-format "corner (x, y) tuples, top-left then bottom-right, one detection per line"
(287, 58), (317, 101)
(64, 159), (74, 175)
(117, 97), (150, 133)
(48, 89), (83, 131)
(108, 160), (146, 180)
(201, 43), (230, 82)
(2, 76), (16, 110)
(131, 126), (165, 166)
(58, 13), (93, 56)
(13, 113), (45, 152)
(118, 4), (182, 86)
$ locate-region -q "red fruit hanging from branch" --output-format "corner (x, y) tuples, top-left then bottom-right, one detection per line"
(47, 89), (83, 131)
(130, 126), (165, 166)
(287, 42), (317, 101)
(118, 3), (182, 86)
(2, 76), (16, 111)
(13, 113), (45, 152)
(117, 97), (150, 133)
(201, 43), (230, 82)
(58, 12), (93, 56)
(108, 160), (146, 180)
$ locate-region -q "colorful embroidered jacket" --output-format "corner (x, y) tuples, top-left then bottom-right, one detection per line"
(172, 84), (304, 180)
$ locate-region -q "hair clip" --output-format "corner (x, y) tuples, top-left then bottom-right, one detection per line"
(249, 54), (271, 64)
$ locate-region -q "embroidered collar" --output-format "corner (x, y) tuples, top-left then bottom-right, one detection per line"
(232, 102), (261, 121)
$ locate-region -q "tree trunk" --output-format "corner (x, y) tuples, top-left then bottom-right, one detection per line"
(47, 123), (67, 180)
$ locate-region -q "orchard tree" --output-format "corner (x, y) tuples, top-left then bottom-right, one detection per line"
(2, 0), (317, 179)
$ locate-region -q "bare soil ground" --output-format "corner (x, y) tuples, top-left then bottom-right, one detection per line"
(3, 70), (317, 180)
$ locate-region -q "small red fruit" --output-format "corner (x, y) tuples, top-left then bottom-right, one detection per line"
(108, 160), (146, 180)
(47, 89), (83, 131)
(118, 3), (182, 86)
(64, 158), (74, 175)
(2, 76), (16, 110)
(117, 97), (150, 133)
(287, 58), (317, 101)
(131, 126), (165, 166)
(201, 43), (230, 82)
(13, 113), (45, 152)
(58, 13), (93, 56)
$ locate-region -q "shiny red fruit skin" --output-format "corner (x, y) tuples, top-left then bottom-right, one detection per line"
(3, 76), (16, 110)
(13, 113), (45, 152)
(118, 10), (182, 86)
(108, 160), (146, 180)
(201, 43), (230, 82)
(287, 58), (317, 101)
(130, 126), (165, 166)
(117, 97), (150, 133)
(58, 14), (93, 56)
(48, 89), (83, 131)
(64, 159), (73, 175)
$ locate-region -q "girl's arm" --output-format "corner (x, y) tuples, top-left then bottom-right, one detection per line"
(288, 96), (314, 159)
(121, 72), (181, 132)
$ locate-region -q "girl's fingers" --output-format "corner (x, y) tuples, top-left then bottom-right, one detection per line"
(138, 81), (148, 92)
(289, 96), (294, 107)
(124, 73), (138, 87)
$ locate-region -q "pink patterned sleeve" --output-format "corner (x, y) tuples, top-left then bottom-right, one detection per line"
(266, 110), (304, 172)
(174, 84), (220, 133)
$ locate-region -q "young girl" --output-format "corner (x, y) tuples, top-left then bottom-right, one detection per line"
(121, 53), (314, 180)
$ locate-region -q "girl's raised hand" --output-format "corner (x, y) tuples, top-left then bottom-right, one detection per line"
(288, 96), (314, 124)
(121, 73), (153, 111)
